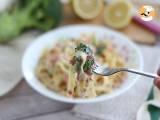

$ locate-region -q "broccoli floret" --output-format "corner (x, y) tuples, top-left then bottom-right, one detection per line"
(0, 13), (21, 43)
(0, 8), (33, 43)
(0, 0), (62, 43)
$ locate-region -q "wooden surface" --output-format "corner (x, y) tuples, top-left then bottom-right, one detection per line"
(0, 80), (78, 120)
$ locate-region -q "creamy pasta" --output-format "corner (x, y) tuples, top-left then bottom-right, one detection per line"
(35, 34), (125, 98)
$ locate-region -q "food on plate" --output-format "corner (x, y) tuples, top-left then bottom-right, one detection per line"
(35, 34), (125, 98)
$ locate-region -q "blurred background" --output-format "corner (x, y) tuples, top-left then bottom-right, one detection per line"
(0, 0), (160, 120)
(0, 0), (159, 44)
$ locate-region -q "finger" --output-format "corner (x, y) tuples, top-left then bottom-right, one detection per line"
(154, 76), (160, 89)
(157, 67), (160, 76)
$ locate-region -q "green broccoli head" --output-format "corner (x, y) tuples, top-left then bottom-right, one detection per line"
(22, 0), (63, 31)
(0, 9), (34, 43)
(0, 13), (21, 43)
(0, 0), (62, 43)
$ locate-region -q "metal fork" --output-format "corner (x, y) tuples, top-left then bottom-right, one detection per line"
(93, 65), (157, 78)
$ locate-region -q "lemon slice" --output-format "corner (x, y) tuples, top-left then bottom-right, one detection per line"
(72, 0), (103, 20)
(104, 0), (132, 29)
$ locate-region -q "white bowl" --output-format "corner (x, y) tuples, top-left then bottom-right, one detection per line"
(22, 25), (143, 104)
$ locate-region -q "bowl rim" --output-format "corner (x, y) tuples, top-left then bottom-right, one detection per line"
(22, 24), (144, 104)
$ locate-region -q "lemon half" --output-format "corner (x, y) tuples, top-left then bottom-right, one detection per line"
(104, 0), (132, 29)
(72, 0), (103, 20)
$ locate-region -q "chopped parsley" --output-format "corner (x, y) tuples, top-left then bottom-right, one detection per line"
(71, 43), (95, 76)
(75, 43), (92, 55)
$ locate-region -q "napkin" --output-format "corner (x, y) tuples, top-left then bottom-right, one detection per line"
(137, 86), (160, 120)
(72, 46), (160, 120)
(0, 31), (40, 96)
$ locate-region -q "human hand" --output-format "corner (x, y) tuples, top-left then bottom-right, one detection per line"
(154, 67), (160, 89)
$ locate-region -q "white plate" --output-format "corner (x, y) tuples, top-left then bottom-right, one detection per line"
(22, 25), (143, 104)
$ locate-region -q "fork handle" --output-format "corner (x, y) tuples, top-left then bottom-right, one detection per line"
(122, 68), (157, 79)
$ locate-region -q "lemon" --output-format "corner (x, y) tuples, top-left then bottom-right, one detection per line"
(72, 0), (103, 20)
(104, 0), (132, 29)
